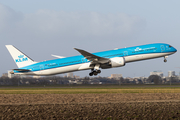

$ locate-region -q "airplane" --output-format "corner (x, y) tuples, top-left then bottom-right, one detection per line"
(6, 43), (177, 76)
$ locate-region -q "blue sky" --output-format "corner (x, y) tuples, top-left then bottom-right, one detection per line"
(0, 0), (180, 77)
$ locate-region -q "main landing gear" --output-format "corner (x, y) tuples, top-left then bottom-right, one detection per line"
(89, 64), (101, 76)
(89, 69), (101, 76)
(164, 56), (168, 62)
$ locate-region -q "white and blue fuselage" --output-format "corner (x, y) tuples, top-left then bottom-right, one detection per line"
(6, 43), (177, 76)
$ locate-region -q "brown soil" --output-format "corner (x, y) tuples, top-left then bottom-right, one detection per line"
(1, 93), (180, 104)
(1, 93), (180, 119)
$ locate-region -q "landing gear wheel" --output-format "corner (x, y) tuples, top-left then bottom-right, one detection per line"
(164, 56), (168, 63)
(97, 70), (101, 73)
(89, 72), (93, 76)
(93, 72), (98, 76)
(89, 69), (101, 76)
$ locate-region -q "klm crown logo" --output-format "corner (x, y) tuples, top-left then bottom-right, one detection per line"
(18, 55), (24, 58)
(135, 47), (142, 51)
(15, 55), (28, 62)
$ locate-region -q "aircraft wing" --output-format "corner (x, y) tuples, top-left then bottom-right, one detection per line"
(51, 54), (65, 59)
(74, 48), (109, 64)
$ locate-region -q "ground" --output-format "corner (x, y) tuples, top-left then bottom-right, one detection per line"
(1, 93), (180, 119)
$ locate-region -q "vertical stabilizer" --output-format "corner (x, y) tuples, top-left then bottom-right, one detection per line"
(6, 45), (36, 68)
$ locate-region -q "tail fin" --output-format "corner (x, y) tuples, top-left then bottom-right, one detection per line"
(6, 45), (36, 68)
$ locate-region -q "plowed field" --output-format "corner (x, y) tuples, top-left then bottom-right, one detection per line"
(1, 93), (180, 119)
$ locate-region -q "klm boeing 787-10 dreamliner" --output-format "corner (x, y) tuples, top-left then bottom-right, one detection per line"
(6, 43), (177, 76)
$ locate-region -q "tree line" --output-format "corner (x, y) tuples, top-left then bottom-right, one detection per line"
(0, 75), (179, 86)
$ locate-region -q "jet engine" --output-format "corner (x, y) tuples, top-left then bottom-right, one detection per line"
(110, 57), (126, 67)
(101, 57), (125, 69)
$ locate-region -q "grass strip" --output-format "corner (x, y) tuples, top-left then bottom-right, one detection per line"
(1, 88), (180, 94)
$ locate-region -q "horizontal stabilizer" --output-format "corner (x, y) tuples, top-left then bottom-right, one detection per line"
(51, 54), (65, 58)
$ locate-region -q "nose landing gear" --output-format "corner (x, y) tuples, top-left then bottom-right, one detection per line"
(164, 56), (168, 62)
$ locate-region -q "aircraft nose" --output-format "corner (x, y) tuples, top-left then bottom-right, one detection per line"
(168, 44), (177, 53)
(174, 47), (177, 52)
(172, 46), (177, 53)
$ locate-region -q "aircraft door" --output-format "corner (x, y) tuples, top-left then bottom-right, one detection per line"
(40, 65), (44, 70)
(37, 65), (44, 75)
(81, 58), (87, 63)
(161, 45), (165, 52)
(124, 51), (128, 56)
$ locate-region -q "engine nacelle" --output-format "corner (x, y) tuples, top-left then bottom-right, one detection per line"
(110, 57), (126, 68)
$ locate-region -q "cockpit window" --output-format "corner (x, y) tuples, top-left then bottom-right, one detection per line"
(169, 45), (172, 48)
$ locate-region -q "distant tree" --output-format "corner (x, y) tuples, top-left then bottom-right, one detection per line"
(10, 77), (20, 85)
(84, 76), (90, 80)
(147, 75), (162, 84)
(169, 76), (179, 84)
(0, 77), (12, 85)
(81, 76), (90, 84)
